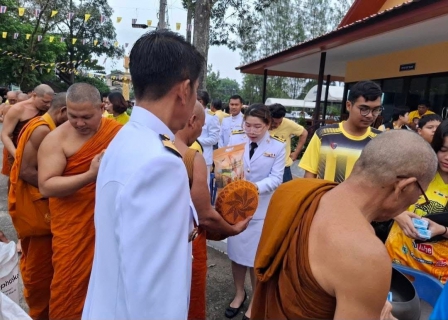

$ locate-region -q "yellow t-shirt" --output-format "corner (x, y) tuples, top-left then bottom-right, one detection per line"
(299, 122), (380, 183)
(215, 110), (230, 124)
(190, 140), (203, 154)
(408, 110), (435, 124)
(114, 112), (130, 125)
(386, 172), (448, 284)
(269, 118), (305, 167)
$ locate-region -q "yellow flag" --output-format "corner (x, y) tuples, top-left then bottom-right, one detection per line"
(18, 8), (25, 16)
(72, 38), (77, 44)
(47, 68), (51, 73)
(94, 39), (98, 46)
(147, 20), (152, 26)
(84, 14), (90, 22)
(2, 32), (6, 39)
(49, 36), (54, 42)
(176, 23), (181, 31)
(51, 10), (58, 17)
(114, 41), (118, 47)
(26, 34), (31, 40)
(31, 65), (35, 70)
(117, 17), (122, 23)
(50, 63), (55, 67)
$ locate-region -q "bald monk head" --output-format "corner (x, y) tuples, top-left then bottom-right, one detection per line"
(17, 92), (29, 102)
(66, 83), (103, 136)
(176, 101), (206, 146)
(47, 92), (68, 126)
(31, 84), (54, 112)
(6, 91), (19, 105)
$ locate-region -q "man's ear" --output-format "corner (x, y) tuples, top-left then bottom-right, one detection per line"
(189, 114), (196, 127)
(100, 102), (105, 112)
(60, 106), (67, 115)
(179, 79), (192, 106)
(346, 100), (352, 113)
(394, 177), (417, 200)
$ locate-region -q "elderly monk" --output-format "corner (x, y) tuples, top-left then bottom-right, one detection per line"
(175, 101), (251, 320)
(9, 92), (68, 319)
(0, 91), (20, 176)
(38, 83), (122, 319)
(252, 130), (438, 319)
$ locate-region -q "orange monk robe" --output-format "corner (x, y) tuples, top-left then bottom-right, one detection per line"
(188, 232), (207, 320)
(49, 118), (122, 320)
(2, 147), (11, 176)
(9, 113), (57, 319)
(252, 179), (337, 320)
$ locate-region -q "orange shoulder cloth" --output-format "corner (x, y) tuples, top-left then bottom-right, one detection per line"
(252, 179), (338, 320)
(9, 115), (54, 238)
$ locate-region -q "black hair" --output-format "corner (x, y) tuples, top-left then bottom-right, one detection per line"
(108, 92), (128, 115)
(391, 107), (410, 122)
(431, 118), (448, 153)
(197, 90), (210, 106)
(244, 103), (271, 125)
(130, 29), (204, 101)
(419, 114), (442, 129)
(418, 100), (431, 108)
(348, 81), (382, 104)
(269, 103), (287, 119)
(101, 92), (110, 99)
(211, 99), (222, 110)
(229, 95), (244, 104)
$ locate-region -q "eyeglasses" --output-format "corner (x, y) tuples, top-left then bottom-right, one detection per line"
(397, 176), (430, 206)
(358, 106), (383, 117)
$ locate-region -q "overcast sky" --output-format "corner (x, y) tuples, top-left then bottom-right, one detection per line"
(105, 0), (243, 82)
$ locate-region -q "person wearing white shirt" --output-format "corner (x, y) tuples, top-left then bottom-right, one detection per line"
(219, 95), (244, 147)
(197, 91), (220, 183)
(82, 30), (204, 320)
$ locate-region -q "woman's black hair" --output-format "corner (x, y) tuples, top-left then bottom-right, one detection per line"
(108, 92), (128, 114)
(244, 103), (271, 125)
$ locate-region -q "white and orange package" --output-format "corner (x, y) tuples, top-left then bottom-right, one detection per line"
(213, 143), (245, 191)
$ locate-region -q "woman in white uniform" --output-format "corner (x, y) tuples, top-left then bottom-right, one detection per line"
(225, 104), (285, 320)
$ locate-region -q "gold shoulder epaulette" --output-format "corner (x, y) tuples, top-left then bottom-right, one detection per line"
(207, 110), (215, 116)
(232, 130), (245, 135)
(271, 135), (286, 143)
(159, 134), (182, 158)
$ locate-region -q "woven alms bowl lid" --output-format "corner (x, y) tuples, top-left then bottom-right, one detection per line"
(215, 180), (258, 224)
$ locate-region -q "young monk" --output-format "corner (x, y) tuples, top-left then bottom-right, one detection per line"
(37, 83), (122, 319)
(252, 130), (438, 319)
(175, 101), (251, 320)
(8, 93), (68, 319)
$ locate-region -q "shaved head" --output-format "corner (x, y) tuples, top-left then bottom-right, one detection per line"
(17, 93), (29, 102)
(34, 84), (54, 97)
(351, 130), (437, 186)
(50, 92), (67, 110)
(193, 101), (205, 122)
(67, 83), (101, 107)
(6, 91), (18, 99)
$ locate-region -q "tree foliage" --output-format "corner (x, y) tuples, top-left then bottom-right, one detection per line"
(206, 65), (240, 102)
(0, 0), (122, 89)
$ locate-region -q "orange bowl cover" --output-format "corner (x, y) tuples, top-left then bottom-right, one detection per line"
(215, 180), (259, 224)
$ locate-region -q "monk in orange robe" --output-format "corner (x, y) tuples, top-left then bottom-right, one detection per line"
(175, 101), (250, 320)
(37, 83), (121, 320)
(9, 93), (68, 320)
(252, 131), (437, 319)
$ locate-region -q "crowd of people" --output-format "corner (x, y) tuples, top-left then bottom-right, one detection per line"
(0, 28), (447, 320)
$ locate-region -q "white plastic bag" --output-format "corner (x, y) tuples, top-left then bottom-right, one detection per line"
(0, 242), (19, 304)
(0, 292), (31, 320)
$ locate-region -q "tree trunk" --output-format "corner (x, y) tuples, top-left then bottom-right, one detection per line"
(186, 4), (193, 43)
(193, 0), (211, 91)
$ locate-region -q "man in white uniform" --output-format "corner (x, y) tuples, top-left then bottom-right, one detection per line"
(219, 95), (244, 147)
(82, 30), (204, 320)
(197, 90), (220, 184)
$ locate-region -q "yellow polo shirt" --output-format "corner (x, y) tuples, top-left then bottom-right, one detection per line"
(269, 118), (305, 167)
(215, 110), (230, 124)
(408, 110), (435, 124)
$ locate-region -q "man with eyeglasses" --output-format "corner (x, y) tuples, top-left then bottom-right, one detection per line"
(299, 80), (382, 183)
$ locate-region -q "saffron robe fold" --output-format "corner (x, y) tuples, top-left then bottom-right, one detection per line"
(9, 113), (56, 319)
(252, 179), (338, 320)
(49, 118), (121, 320)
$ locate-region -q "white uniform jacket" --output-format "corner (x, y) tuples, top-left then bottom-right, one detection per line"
(198, 110), (220, 166)
(219, 112), (244, 148)
(82, 107), (197, 320)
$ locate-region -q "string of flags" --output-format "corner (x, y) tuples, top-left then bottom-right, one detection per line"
(0, 5), (185, 30)
(0, 32), (129, 48)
